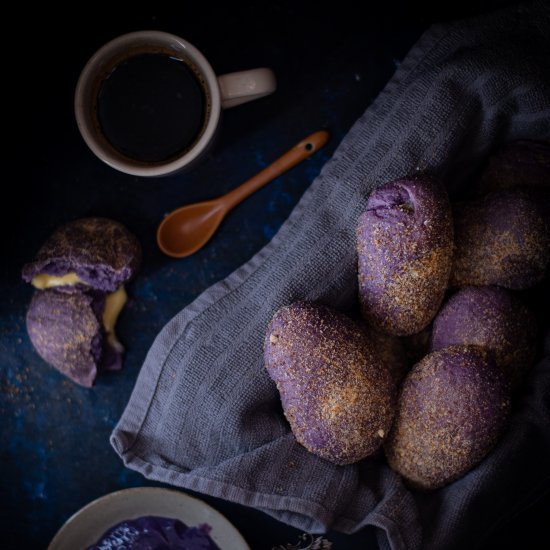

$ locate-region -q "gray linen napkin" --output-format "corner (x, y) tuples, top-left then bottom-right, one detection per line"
(112, 2), (550, 549)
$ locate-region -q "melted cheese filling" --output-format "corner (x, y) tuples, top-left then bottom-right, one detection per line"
(31, 272), (84, 289)
(102, 286), (127, 351)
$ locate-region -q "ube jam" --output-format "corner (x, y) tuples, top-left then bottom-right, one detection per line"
(86, 515), (221, 550)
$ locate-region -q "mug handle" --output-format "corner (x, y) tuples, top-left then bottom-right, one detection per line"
(217, 68), (276, 109)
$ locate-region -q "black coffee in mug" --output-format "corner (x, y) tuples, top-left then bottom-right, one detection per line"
(96, 52), (209, 163)
(76, 31), (276, 176)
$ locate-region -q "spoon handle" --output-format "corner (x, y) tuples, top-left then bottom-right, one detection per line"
(222, 130), (330, 211)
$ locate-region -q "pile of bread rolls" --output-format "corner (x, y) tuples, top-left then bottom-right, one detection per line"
(264, 140), (549, 490)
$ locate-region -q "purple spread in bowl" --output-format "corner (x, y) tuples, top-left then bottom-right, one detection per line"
(86, 515), (221, 550)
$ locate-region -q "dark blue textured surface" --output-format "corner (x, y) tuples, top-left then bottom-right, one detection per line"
(3, 3), (545, 549)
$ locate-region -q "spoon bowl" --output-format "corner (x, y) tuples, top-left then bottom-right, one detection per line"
(157, 201), (226, 258)
(157, 130), (329, 258)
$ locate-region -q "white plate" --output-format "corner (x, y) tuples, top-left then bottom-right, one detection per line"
(48, 486), (250, 550)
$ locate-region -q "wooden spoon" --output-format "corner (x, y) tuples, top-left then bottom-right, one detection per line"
(156, 130), (330, 258)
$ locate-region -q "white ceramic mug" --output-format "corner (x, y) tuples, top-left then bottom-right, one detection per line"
(74, 31), (276, 177)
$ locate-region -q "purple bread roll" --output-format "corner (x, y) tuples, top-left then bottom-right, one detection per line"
(385, 345), (511, 490)
(451, 187), (550, 289)
(22, 217), (141, 292)
(264, 301), (395, 465)
(479, 140), (550, 194)
(357, 175), (453, 336)
(26, 289), (123, 387)
(430, 286), (537, 388)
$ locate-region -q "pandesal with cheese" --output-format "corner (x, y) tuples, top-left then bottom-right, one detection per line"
(451, 187), (549, 289)
(430, 286), (537, 387)
(26, 288), (126, 387)
(357, 175), (453, 336)
(385, 345), (511, 490)
(22, 217), (140, 386)
(264, 301), (396, 465)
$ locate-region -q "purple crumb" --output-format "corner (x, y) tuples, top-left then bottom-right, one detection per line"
(451, 187), (550, 289)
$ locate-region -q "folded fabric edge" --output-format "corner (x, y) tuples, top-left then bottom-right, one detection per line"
(109, 437), (424, 545)
(109, 444), (346, 533)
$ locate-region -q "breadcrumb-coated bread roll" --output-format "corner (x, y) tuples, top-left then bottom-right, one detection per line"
(451, 187), (549, 289)
(357, 176), (453, 336)
(430, 286), (537, 388)
(385, 345), (511, 490)
(264, 301), (396, 465)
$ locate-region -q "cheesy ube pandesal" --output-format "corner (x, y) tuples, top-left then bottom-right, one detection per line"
(451, 187), (549, 289)
(357, 176), (453, 336)
(264, 301), (396, 465)
(26, 288), (127, 387)
(385, 345), (511, 490)
(430, 286), (537, 388)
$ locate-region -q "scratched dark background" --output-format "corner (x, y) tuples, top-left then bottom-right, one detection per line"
(2, 1), (548, 549)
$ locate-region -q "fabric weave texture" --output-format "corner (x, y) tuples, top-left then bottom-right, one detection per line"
(112, 2), (550, 548)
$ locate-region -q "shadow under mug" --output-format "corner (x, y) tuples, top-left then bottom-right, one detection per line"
(74, 30), (276, 177)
